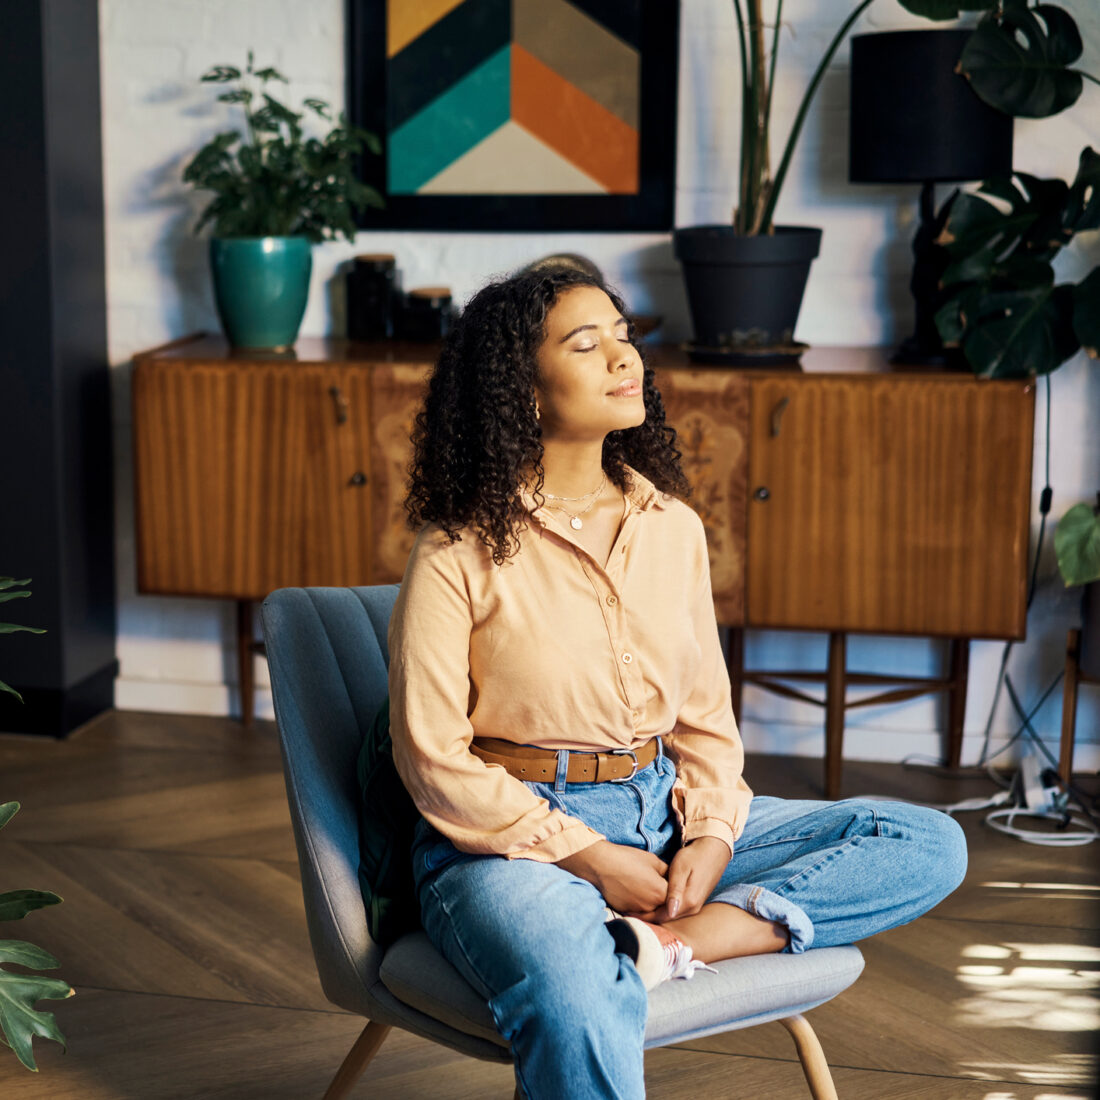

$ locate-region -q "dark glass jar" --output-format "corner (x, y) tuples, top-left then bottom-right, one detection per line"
(346, 253), (398, 340)
(396, 287), (455, 342)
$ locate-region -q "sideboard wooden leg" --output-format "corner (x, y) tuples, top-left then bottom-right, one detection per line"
(1060, 629), (1081, 785)
(946, 638), (970, 769)
(824, 632), (846, 800)
(237, 599), (254, 727)
(727, 627), (745, 726)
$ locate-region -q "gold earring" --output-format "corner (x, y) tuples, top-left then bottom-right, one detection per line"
(535, 403), (541, 422)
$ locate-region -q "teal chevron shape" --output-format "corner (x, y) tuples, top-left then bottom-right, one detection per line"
(388, 45), (511, 194)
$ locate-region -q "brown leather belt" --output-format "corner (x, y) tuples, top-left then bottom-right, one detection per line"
(470, 737), (658, 784)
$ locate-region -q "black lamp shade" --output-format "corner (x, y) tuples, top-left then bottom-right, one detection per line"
(849, 29), (1013, 184)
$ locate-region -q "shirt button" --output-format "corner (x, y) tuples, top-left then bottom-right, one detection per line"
(621, 652), (633, 664)
(606, 595), (618, 606)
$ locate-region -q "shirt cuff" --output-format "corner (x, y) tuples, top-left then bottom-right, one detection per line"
(505, 820), (605, 863)
(682, 818), (735, 858)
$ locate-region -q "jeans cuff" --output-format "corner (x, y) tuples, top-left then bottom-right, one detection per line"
(709, 882), (815, 953)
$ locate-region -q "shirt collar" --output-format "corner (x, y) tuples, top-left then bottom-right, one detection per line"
(521, 465), (670, 516)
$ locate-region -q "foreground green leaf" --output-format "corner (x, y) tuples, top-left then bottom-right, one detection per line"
(0, 681), (24, 702)
(1055, 502), (1100, 587)
(0, 803), (18, 832)
(0, 891), (63, 923)
(0, 941), (72, 1072)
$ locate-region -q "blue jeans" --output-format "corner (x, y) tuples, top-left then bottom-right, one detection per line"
(412, 744), (967, 1100)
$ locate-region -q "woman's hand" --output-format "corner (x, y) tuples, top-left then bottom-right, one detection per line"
(629, 836), (731, 923)
(557, 840), (669, 914)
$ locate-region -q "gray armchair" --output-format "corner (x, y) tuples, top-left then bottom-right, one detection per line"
(261, 585), (864, 1099)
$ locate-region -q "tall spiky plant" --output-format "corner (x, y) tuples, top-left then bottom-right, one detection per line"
(730, 0), (1096, 235)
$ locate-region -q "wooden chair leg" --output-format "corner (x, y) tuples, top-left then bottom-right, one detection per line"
(945, 637), (969, 769)
(779, 1014), (839, 1100)
(323, 1020), (392, 1100)
(824, 632), (847, 801)
(1060, 628), (1081, 785)
(237, 598), (254, 727)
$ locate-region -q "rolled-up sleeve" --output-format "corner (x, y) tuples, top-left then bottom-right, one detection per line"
(663, 517), (752, 856)
(388, 527), (604, 863)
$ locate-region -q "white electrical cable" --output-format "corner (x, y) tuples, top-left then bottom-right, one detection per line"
(984, 807), (1098, 846)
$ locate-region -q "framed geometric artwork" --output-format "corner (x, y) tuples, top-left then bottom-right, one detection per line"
(347, 0), (680, 231)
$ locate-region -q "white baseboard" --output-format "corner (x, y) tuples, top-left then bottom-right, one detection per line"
(114, 678), (275, 721)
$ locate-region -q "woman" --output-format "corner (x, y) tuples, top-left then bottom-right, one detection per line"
(388, 267), (967, 1099)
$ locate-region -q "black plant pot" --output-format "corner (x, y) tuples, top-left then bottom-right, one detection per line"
(674, 225), (822, 351)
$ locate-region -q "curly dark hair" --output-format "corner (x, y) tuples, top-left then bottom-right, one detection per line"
(405, 266), (690, 565)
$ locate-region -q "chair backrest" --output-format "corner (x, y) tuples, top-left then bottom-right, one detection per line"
(261, 585), (399, 1015)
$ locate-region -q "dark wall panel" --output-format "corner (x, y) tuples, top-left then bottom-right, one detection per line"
(0, 0), (116, 735)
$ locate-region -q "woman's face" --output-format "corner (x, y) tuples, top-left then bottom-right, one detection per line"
(533, 286), (646, 442)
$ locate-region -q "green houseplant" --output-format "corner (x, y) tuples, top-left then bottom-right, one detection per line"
(183, 52), (383, 350)
(934, 146), (1098, 377)
(0, 580), (72, 1072)
(674, 0), (1095, 354)
(1055, 496), (1100, 681)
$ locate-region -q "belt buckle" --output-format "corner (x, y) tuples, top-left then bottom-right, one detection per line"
(608, 748), (639, 783)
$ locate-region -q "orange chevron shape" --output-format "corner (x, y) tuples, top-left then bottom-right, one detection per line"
(511, 44), (639, 195)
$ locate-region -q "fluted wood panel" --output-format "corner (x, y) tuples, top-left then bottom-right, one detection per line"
(370, 363), (432, 583)
(133, 361), (305, 599)
(300, 368), (374, 586)
(746, 375), (1034, 637)
(655, 368), (749, 626)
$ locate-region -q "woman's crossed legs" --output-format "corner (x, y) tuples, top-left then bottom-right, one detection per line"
(412, 774), (967, 1099)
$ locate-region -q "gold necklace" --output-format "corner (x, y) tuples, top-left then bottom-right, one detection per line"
(542, 473), (606, 503)
(543, 475), (606, 530)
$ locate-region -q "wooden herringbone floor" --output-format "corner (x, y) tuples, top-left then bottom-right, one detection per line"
(0, 710), (1097, 1098)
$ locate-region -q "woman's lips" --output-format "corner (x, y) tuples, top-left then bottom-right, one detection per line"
(610, 379), (642, 397)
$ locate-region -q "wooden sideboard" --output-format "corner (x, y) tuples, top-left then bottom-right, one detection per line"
(132, 335), (1035, 796)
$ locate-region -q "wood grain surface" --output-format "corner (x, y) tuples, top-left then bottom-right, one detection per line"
(746, 374), (1035, 637)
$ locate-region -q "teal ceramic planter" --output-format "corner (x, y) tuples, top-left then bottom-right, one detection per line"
(209, 236), (312, 349)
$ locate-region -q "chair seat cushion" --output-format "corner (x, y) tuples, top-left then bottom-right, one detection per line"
(381, 931), (864, 1048)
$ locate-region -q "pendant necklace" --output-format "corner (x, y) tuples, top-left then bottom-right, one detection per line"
(544, 474), (606, 530)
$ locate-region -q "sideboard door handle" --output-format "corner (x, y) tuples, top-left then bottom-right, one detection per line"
(348, 471), (368, 487)
(770, 397), (790, 438)
(329, 385), (349, 425)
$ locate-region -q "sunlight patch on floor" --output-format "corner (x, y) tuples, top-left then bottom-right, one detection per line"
(954, 942), (1099, 1033)
(981, 881), (1100, 901)
(966, 1052), (1097, 1092)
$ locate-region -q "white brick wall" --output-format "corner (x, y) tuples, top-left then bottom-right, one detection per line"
(102, 0), (1100, 767)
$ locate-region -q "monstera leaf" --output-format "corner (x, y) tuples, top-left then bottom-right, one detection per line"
(938, 173), (1071, 285)
(936, 281), (1079, 377)
(960, 0), (1085, 117)
(0, 941), (73, 1071)
(1073, 269), (1100, 358)
(1064, 147), (1100, 232)
(1055, 501), (1100, 587)
(0, 803), (73, 1072)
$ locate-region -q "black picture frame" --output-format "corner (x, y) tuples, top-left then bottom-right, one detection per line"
(346, 0), (680, 231)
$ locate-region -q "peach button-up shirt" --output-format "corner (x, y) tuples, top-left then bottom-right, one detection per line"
(388, 467), (753, 864)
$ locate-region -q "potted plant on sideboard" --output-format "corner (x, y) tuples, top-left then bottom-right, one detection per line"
(183, 52), (383, 350)
(674, 0), (1094, 361)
